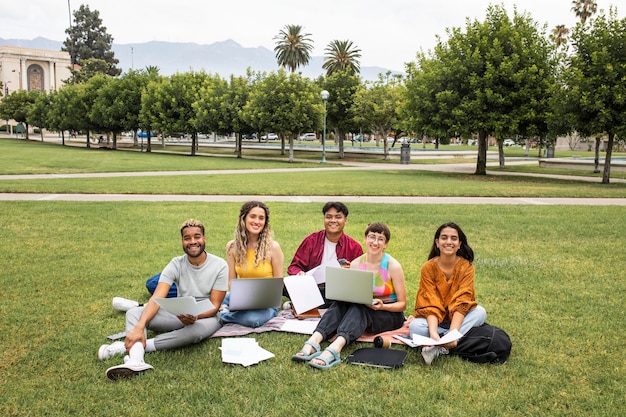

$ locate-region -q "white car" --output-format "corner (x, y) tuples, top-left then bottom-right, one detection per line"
(299, 133), (317, 141)
(503, 139), (515, 146)
(261, 133), (278, 140)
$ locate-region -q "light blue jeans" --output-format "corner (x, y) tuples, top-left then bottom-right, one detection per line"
(409, 305), (487, 337)
(219, 293), (278, 328)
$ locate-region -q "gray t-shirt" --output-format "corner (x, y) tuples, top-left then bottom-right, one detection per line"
(159, 252), (228, 300)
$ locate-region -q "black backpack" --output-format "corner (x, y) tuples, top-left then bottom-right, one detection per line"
(449, 323), (511, 364)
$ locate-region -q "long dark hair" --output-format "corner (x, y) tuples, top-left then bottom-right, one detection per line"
(428, 222), (474, 263)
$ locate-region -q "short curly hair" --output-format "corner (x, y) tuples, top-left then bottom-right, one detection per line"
(180, 219), (205, 236)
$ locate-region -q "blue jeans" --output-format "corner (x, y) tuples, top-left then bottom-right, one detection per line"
(315, 301), (405, 344)
(409, 305), (486, 337)
(219, 293), (278, 328)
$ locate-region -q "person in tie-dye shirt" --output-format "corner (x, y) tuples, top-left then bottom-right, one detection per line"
(292, 222), (407, 369)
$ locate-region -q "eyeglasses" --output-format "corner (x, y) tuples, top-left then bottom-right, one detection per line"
(366, 234), (386, 243)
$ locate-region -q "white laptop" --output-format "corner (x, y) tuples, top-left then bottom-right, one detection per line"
(325, 266), (375, 305)
(228, 278), (284, 311)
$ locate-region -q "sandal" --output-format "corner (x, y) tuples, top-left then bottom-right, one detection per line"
(308, 347), (341, 369)
(292, 341), (321, 362)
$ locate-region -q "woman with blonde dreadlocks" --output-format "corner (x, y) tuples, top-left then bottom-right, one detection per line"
(220, 201), (284, 327)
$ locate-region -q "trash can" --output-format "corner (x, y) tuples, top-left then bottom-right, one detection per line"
(400, 143), (410, 164)
(546, 147), (555, 158)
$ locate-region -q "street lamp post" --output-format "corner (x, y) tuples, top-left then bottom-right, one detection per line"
(321, 90), (329, 163)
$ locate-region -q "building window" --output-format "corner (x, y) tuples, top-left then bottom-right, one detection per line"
(27, 64), (45, 92)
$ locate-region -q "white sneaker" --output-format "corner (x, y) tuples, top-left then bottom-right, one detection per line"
(98, 341), (127, 361)
(106, 358), (154, 381)
(421, 346), (443, 365)
(112, 297), (139, 312)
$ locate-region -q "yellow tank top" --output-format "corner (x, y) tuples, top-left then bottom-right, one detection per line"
(235, 249), (274, 278)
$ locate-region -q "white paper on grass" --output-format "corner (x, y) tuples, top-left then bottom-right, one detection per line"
(411, 329), (463, 346)
(280, 319), (320, 335)
(283, 275), (324, 314)
(219, 338), (274, 367)
(153, 296), (215, 316)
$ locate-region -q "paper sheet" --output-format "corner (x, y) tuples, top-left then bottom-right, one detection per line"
(306, 259), (342, 284)
(153, 296), (215, 316)
(411, 329), (463, 346)
(220, 338), (275, 367)
(283, 275), (324, 314)
(280, 319), (320, 335)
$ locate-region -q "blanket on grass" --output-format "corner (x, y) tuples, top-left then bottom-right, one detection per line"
(211, 309), (413, 345)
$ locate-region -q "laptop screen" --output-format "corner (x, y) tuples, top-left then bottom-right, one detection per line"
(325, 267), (374, 305)
(228, 278), (284, 311)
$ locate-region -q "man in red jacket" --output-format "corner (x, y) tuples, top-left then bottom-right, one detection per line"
(287, 202), (363, 307)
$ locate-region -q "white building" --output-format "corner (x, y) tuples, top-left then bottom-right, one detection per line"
(0, 46), (72, 95)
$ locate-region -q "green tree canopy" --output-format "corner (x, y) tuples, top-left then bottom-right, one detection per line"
(403, 4), (555, 173)
(63, 4), (121, 77)
(0, 89), (40, 139)
(352, 73), (404, 160)
(565, 7), (626, 183)
(243, 70), (322, 161)
(318, 70), (362, 158)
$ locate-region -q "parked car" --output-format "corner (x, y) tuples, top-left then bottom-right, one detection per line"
(353, 134), (369, 142)
(136, 131), (155, 138)
(241, 133), (257, 140)
(261, 133), (278, 140)
(298, 133), (317, 141)
(503, 139), (515, 146)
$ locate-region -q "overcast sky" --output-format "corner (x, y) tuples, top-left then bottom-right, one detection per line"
(1, 1), (618, 71)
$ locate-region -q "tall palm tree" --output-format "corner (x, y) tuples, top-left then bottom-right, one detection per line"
(273, 25), (314, 73)
(571, 0), (598, 25)
(323, 40), (362, 76)
(551, 24), (570, 48)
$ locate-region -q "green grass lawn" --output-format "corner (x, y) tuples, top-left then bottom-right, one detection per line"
(0, 137), (625, 416)
(1, 138), (625, 198)
(0, 201), (624, 416)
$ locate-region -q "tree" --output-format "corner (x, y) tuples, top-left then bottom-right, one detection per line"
(323, 40), (362, 76)
(273, 25), (314, 73)
(552, 24), (571, 48)
(571, 0), (598, 25)
(144, 72), (209, 155)
(243, 70), (322, 161)
(195, 74), (253, 159)
(318, 70), (362, 158)
(63, 4), (121, 77)
(0, 89), (39, 139)
(48, 83), (90, 145)
(565, 7), (626, 184)
(352, 72), (404, 160)
(28, 91), (52, 141)
(403, 4), (555, 173)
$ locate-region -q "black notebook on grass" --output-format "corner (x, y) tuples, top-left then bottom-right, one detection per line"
(345, 348), (407, 369)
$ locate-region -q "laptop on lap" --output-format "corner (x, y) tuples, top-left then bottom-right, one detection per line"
(228, 278), (284, 311)
(325, 267), (375, 305)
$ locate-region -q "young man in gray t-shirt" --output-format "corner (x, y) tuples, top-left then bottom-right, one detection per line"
(98, 219), (228, 380)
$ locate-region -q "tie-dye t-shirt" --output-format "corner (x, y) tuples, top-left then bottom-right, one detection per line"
(358, 253), (397, 302)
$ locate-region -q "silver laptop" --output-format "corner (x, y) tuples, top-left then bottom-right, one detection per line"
(325, 267), (374, 305)
(228, 278), (284, 311)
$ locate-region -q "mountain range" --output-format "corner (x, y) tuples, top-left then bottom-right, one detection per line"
(1, 37), (398, 81)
